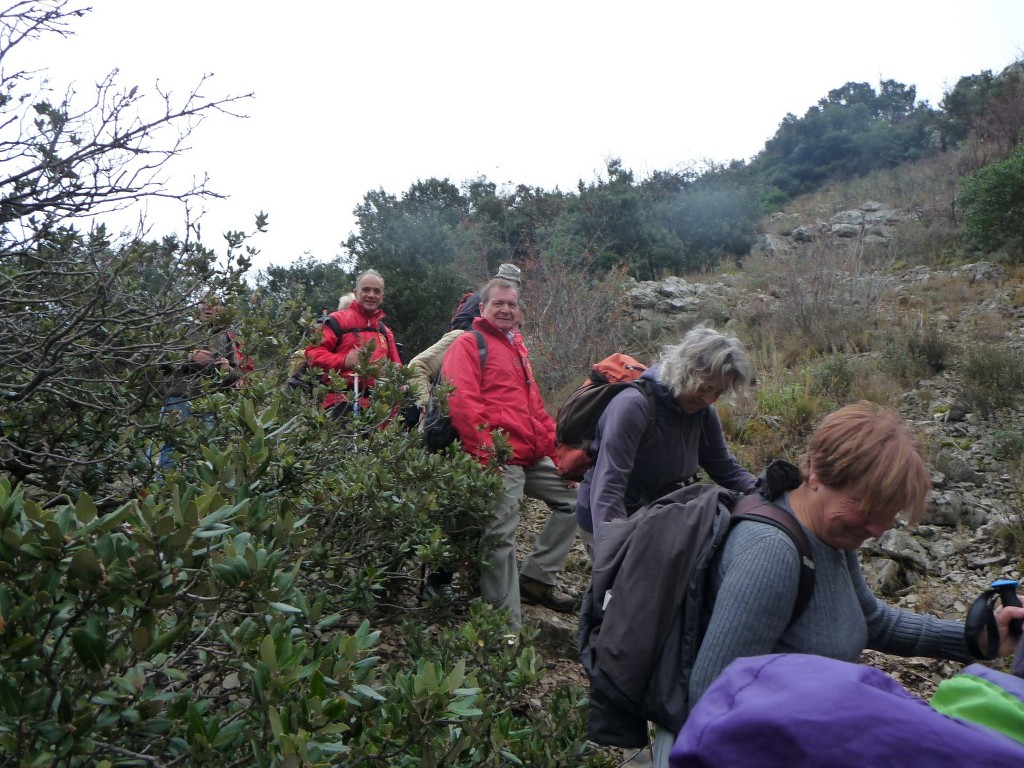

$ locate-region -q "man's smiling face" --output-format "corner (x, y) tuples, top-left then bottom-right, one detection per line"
(356, 275), (384, 313)
(482, 286), (519, 333)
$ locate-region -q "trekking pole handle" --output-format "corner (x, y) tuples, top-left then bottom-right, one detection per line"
(993, 579), (1023, 635)
(965, 579), (1022, 660)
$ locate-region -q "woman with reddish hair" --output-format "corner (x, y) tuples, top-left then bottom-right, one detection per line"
(650, 401), (1024, 766)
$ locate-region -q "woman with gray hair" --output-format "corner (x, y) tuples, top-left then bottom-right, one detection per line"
(575, 324), (757, 552)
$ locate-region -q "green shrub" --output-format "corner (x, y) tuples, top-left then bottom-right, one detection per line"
(880, 336), (922, 385)
(757, 381), (824, 431)
(730, 378), (827, 468)
(0, 381), (608, 766)
(957, 344), (1024, 417)
(906, 324), (953, 374)
(807, 355), (855, 401)
(992, 428), (1024, 468)
(880, 324), (953, 385)
(957, 142), (1024, 259)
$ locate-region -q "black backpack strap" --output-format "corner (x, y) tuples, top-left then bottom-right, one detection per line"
(471, 330), (487, 371)
(323, 316), (391, 353)
(431, 330), (487, 388)
(634, 378), (658, 443)
(731, 495), (816, 624)
(323, 315), (343, 340)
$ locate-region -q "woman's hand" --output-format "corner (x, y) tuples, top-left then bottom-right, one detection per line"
(994, 605), (1024, 657)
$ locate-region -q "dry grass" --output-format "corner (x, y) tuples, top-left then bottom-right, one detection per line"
(712, 144), (1024, 463)
(744, 236), (891, 358)
(527, 142), (1024, 481)
(908, 271), (1003, 319)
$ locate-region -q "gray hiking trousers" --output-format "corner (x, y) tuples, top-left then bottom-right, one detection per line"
(480, 457), (577, 628)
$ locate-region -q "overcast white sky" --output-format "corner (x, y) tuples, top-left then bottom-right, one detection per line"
(18, 0), (1024, 273)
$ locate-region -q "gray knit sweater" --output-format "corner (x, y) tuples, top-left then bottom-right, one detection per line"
(689, 492), (972, 707)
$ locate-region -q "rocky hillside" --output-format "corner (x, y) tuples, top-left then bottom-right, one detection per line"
(523, 230), (1024, 701)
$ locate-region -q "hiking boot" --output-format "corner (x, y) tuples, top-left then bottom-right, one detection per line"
(422, 578), (465, 614)
(519, 575), (577, 614)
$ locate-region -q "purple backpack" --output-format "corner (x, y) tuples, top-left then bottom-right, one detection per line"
(670, 653), (1024, 768)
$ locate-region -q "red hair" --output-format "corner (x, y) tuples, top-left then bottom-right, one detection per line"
(804, 401), (930, 524)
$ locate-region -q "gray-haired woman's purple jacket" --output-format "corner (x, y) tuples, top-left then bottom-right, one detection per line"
(575, 364), (756, 538)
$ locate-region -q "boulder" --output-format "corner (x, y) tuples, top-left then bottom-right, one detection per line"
(831, 222), (862, 238)
(656, 296), (703, 315)
(831, 210), (864, 225)
(873, 528), (930, 573)
(655, 275), (694, 298)
(628, 284), (662, 309)
(523, 605), (579, 660)
(792, 225), (815, 243)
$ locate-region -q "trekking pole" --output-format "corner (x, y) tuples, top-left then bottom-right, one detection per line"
(965, 578), (1023, 659)
(352, 372), (360, 415)
(617, 747), (652, 767)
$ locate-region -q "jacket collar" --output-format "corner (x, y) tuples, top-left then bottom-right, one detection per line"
(473, 316), (518, 344)
(344, 304), (386, 323)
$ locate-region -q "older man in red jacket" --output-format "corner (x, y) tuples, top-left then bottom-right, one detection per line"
(306, 269), (401, 416)
(441, 277), (578, 628)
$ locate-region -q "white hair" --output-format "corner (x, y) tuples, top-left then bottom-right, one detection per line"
(658, 324), (753, 397)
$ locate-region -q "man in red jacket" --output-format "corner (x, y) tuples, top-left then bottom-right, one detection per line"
(305, 269), (401, 416)
(441, 278), (578, 628)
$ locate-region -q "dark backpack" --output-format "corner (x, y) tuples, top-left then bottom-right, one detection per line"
(422, 330), (487, 452)
(553, 353), (655, 481)
(285, 316), (391, 390)
(448, 292), (481, 332)
(579, 460), (814, 747)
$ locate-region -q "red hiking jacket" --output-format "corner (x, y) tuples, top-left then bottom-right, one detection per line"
(441, 317), (555, 466)
(305, 304), (400, 409)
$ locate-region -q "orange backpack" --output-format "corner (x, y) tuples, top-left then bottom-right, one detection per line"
(553, 353), (656, 481)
